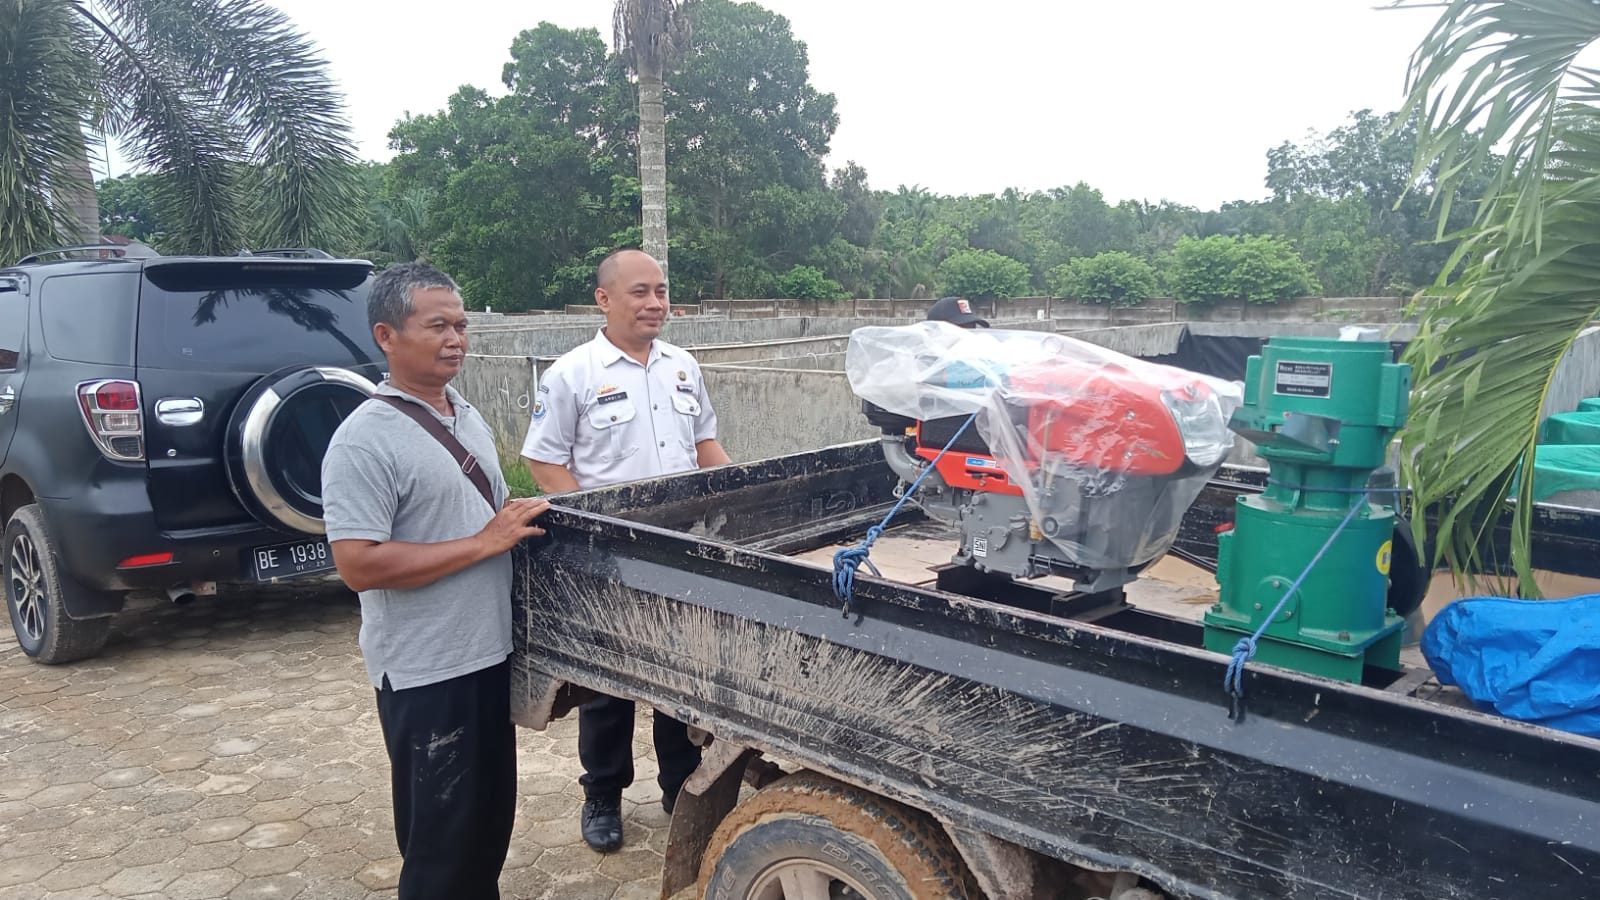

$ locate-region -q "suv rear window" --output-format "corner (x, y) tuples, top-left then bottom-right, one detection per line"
(137, 264), (381, 372)
(41, 273), (138, 366)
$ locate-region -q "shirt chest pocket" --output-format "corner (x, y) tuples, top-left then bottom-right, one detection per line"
(670, 391), (701, 417)
(588, 396), (638, 429)
(586, 396), (639, 462)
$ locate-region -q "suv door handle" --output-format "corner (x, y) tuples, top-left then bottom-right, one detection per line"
(0, 385), (15, 415)
(154, 397), (204, 426)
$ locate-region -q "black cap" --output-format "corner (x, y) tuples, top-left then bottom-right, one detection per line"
(927, 296), (989, 328)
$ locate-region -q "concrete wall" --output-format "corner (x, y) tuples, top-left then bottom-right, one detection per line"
(455, 354), (537, 469)
(736, 353), (848, 372)
(700, 366), (878, 461)
(1543, 326), (1600, 418)
(453, 355), (878, 470)
(473, 315), (1056, 360)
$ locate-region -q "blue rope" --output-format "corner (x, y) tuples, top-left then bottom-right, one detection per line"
(1223, 490), (1371, 720)
(834, 412), (979, 618)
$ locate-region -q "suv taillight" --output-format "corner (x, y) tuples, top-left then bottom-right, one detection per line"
(77, 380), (145, 462)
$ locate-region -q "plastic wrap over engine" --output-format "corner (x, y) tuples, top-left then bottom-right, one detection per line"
(846, 322), (1244, 573)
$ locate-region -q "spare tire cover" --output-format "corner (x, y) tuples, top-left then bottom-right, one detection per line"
(225, 365), (376, 534)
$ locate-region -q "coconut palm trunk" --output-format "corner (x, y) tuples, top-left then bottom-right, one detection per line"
(615, 0), (692, 277)
(64, 138), (100, 243)
(637, 66), (669, 273)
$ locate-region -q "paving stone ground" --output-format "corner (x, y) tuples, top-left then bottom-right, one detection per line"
(0, 588), (678, 900)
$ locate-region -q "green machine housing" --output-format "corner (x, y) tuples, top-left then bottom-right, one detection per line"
(1202, 336), (1411, 682)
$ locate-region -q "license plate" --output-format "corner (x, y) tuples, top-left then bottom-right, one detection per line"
(250, 538), (335, 582)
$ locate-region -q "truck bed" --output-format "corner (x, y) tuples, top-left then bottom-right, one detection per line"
(509, 441), (1600, 900)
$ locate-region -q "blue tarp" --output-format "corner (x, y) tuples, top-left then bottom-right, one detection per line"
(1423, 594), (1600, 738)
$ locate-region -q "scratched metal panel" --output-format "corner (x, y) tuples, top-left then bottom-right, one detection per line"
(511, 534), (1600, 899)
(509, 445), (1600, 900)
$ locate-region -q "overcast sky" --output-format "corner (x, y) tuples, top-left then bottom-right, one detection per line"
(102, 0), (1443, 210)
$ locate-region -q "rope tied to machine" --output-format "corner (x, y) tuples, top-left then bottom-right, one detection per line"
(1222, 487), (1411, 721)
(833, 412), (979, 619)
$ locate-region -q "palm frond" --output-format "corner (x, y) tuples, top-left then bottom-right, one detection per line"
(0, 0), (99, 264)
(1395, 0), (1600, 246)
(78, 0), (245, 253)
(1398, 93), (1600, 593)
(613, 0), (694, 77)
(97, 0), (363, 251)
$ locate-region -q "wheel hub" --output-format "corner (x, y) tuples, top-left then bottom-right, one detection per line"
(9, 533), (45, 642)
(749, 860), (872, 900)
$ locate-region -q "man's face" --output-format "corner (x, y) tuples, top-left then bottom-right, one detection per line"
(596, 251), (668, 345)
(375, 286), (468, 386)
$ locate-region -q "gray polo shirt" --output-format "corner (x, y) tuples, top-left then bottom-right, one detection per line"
(321, 381), (511, 690)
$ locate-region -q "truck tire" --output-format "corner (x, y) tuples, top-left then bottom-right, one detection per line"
(4, 505), (111, 664)
(698, 770), (980, 900)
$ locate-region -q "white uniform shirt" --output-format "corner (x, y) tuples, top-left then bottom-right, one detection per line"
(521, 330), (719, 489)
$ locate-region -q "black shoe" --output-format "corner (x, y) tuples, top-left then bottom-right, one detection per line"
(581, 796), (623, 852)
(662, 786), (680, 816)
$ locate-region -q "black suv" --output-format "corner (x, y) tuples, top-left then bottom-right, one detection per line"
(0, 244), (384, 663)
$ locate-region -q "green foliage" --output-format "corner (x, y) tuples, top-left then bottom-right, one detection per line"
(0, 0), (96, 263)
(1, 0), (363, 260)
(384, 26), (632, 310)
(1164, 235), (1316, 304)
(776, 265), (848, 300)
(365, 2), (1505, 311)
(1392, 0), (1600, 594)
(1265, 108), (1499, 295)
(97, 173), (168, 246)
(936, 248), (1031, 300)
(501, 455), (541, 498)
(666, 0), (840, 299)
(1232, 235), (1319, 303)
(1165, 236), (1241, 304)
(1047, 251), (1157, 307)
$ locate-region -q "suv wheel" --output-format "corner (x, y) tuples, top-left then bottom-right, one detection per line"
(4, 505), (112, 664)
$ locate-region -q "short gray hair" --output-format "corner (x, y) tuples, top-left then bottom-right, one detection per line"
(368, 262), (460, 331)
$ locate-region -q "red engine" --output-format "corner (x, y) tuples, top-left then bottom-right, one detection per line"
(912, 356), (1220, 495)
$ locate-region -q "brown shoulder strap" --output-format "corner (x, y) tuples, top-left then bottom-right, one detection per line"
(371, 394), (496, 512)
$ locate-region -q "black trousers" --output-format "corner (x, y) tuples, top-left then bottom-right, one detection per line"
(577, 693), (702, 802)
(375, 660), (516, 900)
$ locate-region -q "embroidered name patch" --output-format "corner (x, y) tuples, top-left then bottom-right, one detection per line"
(597, 391), (629, 405)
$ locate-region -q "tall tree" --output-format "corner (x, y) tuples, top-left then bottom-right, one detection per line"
(1394, 0), (1600, 592)
(613, 0), (693, 274)
(668, 0), (839, 297)
(0, 0), (361, 264)
(1265, 109), (1498, 294)
(385, 25), (633, 310)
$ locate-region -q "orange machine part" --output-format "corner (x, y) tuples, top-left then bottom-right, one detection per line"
(913, 440), (1026, 496)
(1011, 358), (1194, 477)
(910, 356), (1210, 486)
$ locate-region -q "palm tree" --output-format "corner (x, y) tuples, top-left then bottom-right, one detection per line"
(1394, 0), (1600, 593)
(0, 0), (361, 266)
(613, 0), (693, 275)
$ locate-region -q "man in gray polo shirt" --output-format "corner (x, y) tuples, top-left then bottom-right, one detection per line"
(323, 262), (549, 900)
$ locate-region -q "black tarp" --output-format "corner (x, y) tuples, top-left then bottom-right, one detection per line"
(1142, 328), (1409, 382)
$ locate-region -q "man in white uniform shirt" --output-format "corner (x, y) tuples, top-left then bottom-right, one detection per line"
(521, 248), (731, 852)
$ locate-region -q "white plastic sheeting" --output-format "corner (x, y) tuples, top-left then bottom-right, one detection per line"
(846, 322), (1245, 570)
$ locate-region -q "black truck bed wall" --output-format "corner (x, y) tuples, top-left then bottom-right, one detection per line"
(511, 442), (1600, 900)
